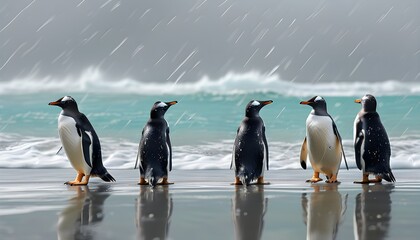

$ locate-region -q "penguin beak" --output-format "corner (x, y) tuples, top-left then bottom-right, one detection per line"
(48, 100), (61, 106)
(166, 101), (178, 106)
(300, 101), (310, 105)
(261, 100), (273, 105)
(355, 99), (362, 104)
(49, 97), (64, 106)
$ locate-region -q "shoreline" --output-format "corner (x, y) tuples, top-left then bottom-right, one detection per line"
(0, 169), (419, 239)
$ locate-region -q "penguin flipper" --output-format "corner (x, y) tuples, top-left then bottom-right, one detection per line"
(80, 129), (93, 168)
(300, 137), (308, 169)
(166, 127), (172, 171)
(331, 120), (349, 170)
(137, 129), (145, 172)
(262, 126), (269, 170)
(354, 121), (364, 170)
(230, 128), (239, 170)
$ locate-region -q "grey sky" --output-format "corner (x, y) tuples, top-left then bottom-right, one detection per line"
(0, 0), (419, 83)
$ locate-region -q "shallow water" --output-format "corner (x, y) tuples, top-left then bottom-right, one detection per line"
(0, 169), (419, 240)
(1, 93), (420, 170)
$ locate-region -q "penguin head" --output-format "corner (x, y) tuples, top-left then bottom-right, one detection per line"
(150, 101), (177, 118)
(245, 100), (273, 117)
(300, 96), (328, 115)
(355, 94), (377, 112)
(48, 96), (79, 112)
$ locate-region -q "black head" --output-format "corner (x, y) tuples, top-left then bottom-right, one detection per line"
(300, 96), (328, 115)
(48, 96), (79, 112)
(150, 101), (177, 118)
(245, 100), (273, 117)
(355, 94), (377, 112)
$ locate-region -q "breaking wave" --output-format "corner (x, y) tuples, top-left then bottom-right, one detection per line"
(0, 67), (419, 97)
(1, 133), (419, 170)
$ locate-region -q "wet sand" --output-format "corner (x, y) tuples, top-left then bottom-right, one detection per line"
(0, 169), (419, 240)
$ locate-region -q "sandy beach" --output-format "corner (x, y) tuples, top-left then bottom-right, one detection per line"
(0, 169), (419, 240)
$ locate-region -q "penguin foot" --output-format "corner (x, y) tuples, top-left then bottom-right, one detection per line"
(325, 180), (340, 183)
(306, 178), (323, 183)
(353, 180), (370, 184)
(157, 178), (174, 185)
(64, 181), (77, 185)
(68, 181), (88, 186)
(256, 177), (269, 185)
(326, 175), (339, 183)
(65, 175), (90, 186)
(231, 177), (243, 185)
(354, 179), (382, 184)
(354, 174), (381, 184)
(138, 177), (149, 185)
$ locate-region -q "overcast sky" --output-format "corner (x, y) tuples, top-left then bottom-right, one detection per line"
(0, 0), (419, 83)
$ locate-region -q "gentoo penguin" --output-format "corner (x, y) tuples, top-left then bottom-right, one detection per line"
(354, 94), (395, 183)
(231, 100), (273, 185)
(49, 96), (115, 185)
(300, 96), (348, 183)
(302, 185), (347, 240)
(135, 101), (177, 186)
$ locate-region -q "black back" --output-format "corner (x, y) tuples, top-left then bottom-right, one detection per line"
(49, 96), (114, 182)
(354, 95), (394, 181)
(138, 101), (176, 185)
(232, 100), (271, 185)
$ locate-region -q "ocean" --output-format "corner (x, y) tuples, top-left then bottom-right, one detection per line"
(1, 72), (419, 170)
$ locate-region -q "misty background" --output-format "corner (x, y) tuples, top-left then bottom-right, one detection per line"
(0, 0), (419, 85)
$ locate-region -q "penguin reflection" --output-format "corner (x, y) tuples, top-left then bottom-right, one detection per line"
(232, 185), (268, 240)
(136, 186), (173, 240)
(57, 185), (111, 240)
(301, 184), (347, 240)
(354, 184), (393, 240)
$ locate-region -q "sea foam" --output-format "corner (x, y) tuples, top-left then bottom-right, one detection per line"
(1, 133), (419, 170)
(1, 67), (419, 97)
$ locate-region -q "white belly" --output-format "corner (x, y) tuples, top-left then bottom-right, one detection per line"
(58, 114), (91, 175)
(306, 114), (341, 175)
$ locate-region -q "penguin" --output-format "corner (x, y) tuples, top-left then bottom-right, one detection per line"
(231, 100), (273, 185)
(49, 96), (115, 185)
(300, 96), (348, 183)
(135, 101), (177, 186)
(353, 94), (395, 183)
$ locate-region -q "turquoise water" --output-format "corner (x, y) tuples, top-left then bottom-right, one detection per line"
(1, 92), (419, 169)
(1, 93), (419, 141)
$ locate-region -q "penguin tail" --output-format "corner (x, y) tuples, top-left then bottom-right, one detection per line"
(382, 171), (396, 182)
(238, 167), (252, 186)
(145, 168), (159, 187)
(99, 171), (116, 182)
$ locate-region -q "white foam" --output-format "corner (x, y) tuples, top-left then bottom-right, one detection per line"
(1, 133), (419, 170)
(1, 67), (419, 96)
